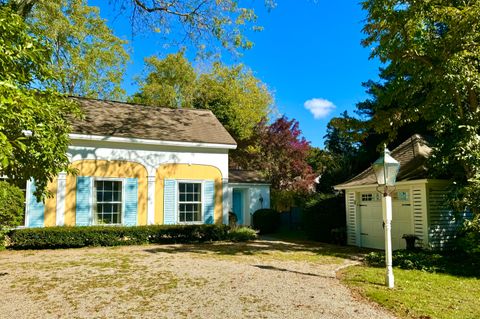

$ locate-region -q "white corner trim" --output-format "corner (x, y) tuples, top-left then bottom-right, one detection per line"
(69, 133), (237, 150)
(147, 176), (156, 225)
(55, 172), (67, 226)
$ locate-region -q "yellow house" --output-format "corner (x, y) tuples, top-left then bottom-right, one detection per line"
(25, 97), (270, 228)
(335, 135), (471, 250)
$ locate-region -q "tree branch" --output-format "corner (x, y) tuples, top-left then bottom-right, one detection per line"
(132, 0), (203, 18)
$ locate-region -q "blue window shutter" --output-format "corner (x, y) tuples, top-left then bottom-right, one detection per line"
(203, 181), (215, 224)
(76, 176), (92, 226)
(164, 179), (176, 224)
(124, 178), (138, 226)
(27, 180), (44, 228)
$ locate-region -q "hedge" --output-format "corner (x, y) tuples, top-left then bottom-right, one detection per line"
(252, 209), (280, 234)
(7, 224), (231, 249)
(302, 194), (346, 243)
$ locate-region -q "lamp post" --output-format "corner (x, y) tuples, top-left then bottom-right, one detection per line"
(372, 147), (400, 289)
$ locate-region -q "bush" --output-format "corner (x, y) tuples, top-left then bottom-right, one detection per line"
(7, 224), (230, 249)
(455, 216), (480, 257)
(302, 194), (346, 243)
(0, 181), (25, 229)
(252, 209), (280, 234)
(365, 250), (444, 272)
(228, 227), (258, 242)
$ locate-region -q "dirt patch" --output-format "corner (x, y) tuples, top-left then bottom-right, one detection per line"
(0, 240), (396, 318)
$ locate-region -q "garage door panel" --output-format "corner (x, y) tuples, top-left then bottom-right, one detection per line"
(359, 191), (413, 250)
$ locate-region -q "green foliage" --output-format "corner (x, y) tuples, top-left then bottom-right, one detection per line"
(252, 209), (280, 234)
(7, 224), (230, 249)
(131, 52), (196, 108)
(132, 52), (272, 142)
(365, 249), (479, 277)
(302, 194), (346, 243)
(28, 0), (129, 100)
(126, 0), (276, 55)
(456, 216), (480, 257)
(0, 6), (80, 198)
(195, 62), (272, 141)
(228, 227), (258, 242)
(0, 181), (24, 229)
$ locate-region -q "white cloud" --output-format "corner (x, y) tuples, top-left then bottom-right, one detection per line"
(304, 98), (336, 119)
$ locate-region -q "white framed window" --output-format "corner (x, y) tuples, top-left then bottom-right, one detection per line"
(393, 191), (409, 201)
(361, 192), (380, 202)
(178, 182), (202, 223)
(94, 179), (123, 225)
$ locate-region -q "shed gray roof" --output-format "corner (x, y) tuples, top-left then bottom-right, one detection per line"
(229, 170), (269, 184)
(335, 134), (431, 189)
(69, 97), (237, 146)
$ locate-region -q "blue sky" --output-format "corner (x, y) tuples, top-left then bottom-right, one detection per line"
(90, 1), (381, 147)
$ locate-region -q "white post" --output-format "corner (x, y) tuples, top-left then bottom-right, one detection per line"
(383, 194), (394, 288)
(147, 175), (156, 225)
(55, 172), (67, 226)
(222, 178), (229, 225)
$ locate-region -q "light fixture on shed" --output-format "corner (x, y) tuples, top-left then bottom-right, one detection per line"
(372, 146), (400, 289)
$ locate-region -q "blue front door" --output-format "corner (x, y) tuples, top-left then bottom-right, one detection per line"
(232, 190), (244, 225)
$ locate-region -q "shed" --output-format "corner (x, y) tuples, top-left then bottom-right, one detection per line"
(228, 170), (270, 226)
(335, 134), (469, 250)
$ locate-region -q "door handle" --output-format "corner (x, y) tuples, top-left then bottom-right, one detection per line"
(360, 233), (368, 235)
(402, 204), (411, 206)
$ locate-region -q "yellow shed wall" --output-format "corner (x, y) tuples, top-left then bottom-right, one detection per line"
(155, 164), (223, 224)
(64, 160), (148, 226)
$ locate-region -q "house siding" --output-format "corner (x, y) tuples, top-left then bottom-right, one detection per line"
(346, 191), (357, 246)
(155, 164), (223, 225)
(65, 160), (148, 226)
(427, 186), (472, 250)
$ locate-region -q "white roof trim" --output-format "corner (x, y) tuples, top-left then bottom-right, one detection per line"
(334, 179), (450, 191)
(69, 133), (237, 150)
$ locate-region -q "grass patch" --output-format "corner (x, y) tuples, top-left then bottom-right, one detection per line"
(340, 265), (480, 319)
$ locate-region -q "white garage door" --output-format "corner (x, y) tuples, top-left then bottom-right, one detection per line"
(359, 191), (413, 250)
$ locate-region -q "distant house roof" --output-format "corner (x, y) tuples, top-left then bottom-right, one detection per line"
(69, 97), (237, 146)
(229, 170), (269, 184)
(335, 134), (432, 189)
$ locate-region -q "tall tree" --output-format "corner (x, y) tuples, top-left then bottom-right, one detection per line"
(130, 52), (196, 108)
(7, 0), (275, 55)
(195, 62), (272, 141)
(349, 0), (480, 212)
(132, 52), (273, 142)
(0, 5), (80, 198)
(252, 117), (315, 194)
(28, 0), (129, 100)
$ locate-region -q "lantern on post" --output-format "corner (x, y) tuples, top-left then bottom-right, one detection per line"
(372, 147), (400, 288)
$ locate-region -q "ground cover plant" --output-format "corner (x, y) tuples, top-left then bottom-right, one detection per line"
(340, 248), (480, 319)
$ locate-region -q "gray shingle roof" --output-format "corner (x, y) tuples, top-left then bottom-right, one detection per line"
(335, 134), (431, 189)
(69, 97), (237, 146)
(229, 170), (269, 184)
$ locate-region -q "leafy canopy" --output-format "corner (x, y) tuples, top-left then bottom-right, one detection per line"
(330, 0), (480, 212)
(0, 5), (80, 198)
(132, 51), (273, 141)
(28, 0), (129, 100)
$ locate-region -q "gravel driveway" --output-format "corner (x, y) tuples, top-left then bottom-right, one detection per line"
(0, 240), (395, 319)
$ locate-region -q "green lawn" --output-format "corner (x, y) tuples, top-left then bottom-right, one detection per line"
(340, 265), (480, 319)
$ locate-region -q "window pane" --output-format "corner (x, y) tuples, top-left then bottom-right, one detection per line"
(95, 180), (122, 224)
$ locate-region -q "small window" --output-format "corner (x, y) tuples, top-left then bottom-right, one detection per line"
(361, 193), (380, 202)
(394, 191), (409, 201)
(94, 180), (123, 225)
(178, 182), (202, 223)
